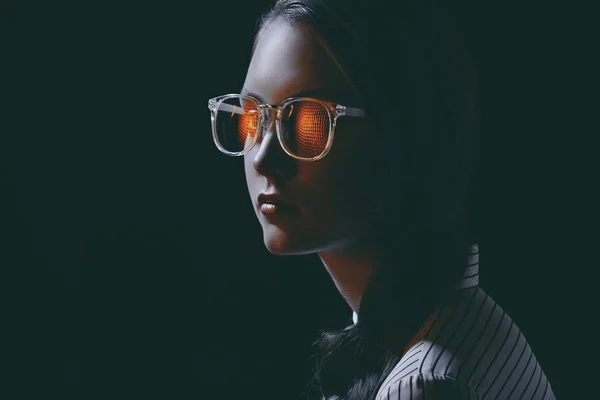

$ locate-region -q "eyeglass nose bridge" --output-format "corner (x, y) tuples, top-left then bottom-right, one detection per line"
(257, 104), (281, 129)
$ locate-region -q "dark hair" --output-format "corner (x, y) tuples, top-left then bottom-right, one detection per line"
(253, 1), (479, 399)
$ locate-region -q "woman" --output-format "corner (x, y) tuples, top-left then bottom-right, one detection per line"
(207, 0), (556, 398)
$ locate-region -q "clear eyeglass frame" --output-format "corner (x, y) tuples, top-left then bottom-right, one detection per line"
(207, 93), (366, 161)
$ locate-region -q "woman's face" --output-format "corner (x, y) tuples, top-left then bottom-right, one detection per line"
(242, 21), (384, 255)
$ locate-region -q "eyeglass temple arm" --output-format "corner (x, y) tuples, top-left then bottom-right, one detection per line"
(210, 102), (247, 115)
(341, 106), (365, 117)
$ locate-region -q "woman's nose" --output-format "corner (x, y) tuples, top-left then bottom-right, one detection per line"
(251, 113), (295, 178)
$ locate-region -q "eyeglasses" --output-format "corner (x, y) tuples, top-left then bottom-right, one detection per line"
(207, 93), (366, 161)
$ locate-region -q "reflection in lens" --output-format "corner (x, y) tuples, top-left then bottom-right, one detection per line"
(216, 96), (259, 153)
(281, 101), (330, 159)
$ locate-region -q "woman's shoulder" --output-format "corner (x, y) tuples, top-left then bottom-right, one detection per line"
(376, 287), (556, 399)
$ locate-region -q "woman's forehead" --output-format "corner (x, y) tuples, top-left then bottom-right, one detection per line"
(243, 21), (347, 105)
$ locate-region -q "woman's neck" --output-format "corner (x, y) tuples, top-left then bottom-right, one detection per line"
(317, 239), (384, 315)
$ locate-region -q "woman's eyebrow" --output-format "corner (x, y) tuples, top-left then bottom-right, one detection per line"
(240, 89), (265, 103)
(288, 88), (355, 102)
(240, 88), (354, 104)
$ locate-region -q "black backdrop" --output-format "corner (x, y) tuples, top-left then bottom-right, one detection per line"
(2, 1), (585, 398)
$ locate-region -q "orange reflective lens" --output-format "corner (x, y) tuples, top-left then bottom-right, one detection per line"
(238, 100), (259, 149)
(215, 97), (259, 153)
(280, 101), (330, 159)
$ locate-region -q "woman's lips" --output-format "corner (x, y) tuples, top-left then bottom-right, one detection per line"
(257, 192), (299, 217)
(259, 201), (299, 217)
(260, 202), (279, 216)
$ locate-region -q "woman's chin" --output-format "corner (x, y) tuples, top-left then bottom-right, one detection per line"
(263, 234), (299, 255)
(262, 225), (317, 255)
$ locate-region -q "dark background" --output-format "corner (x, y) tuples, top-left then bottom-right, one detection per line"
(2, 1), (586, 398)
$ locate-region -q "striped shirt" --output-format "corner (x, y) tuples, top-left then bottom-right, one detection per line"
(352, 244), (556, 399)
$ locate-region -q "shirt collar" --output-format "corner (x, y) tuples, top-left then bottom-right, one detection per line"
(457, 242), (480, 290)
(352, 242), (480, 324)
